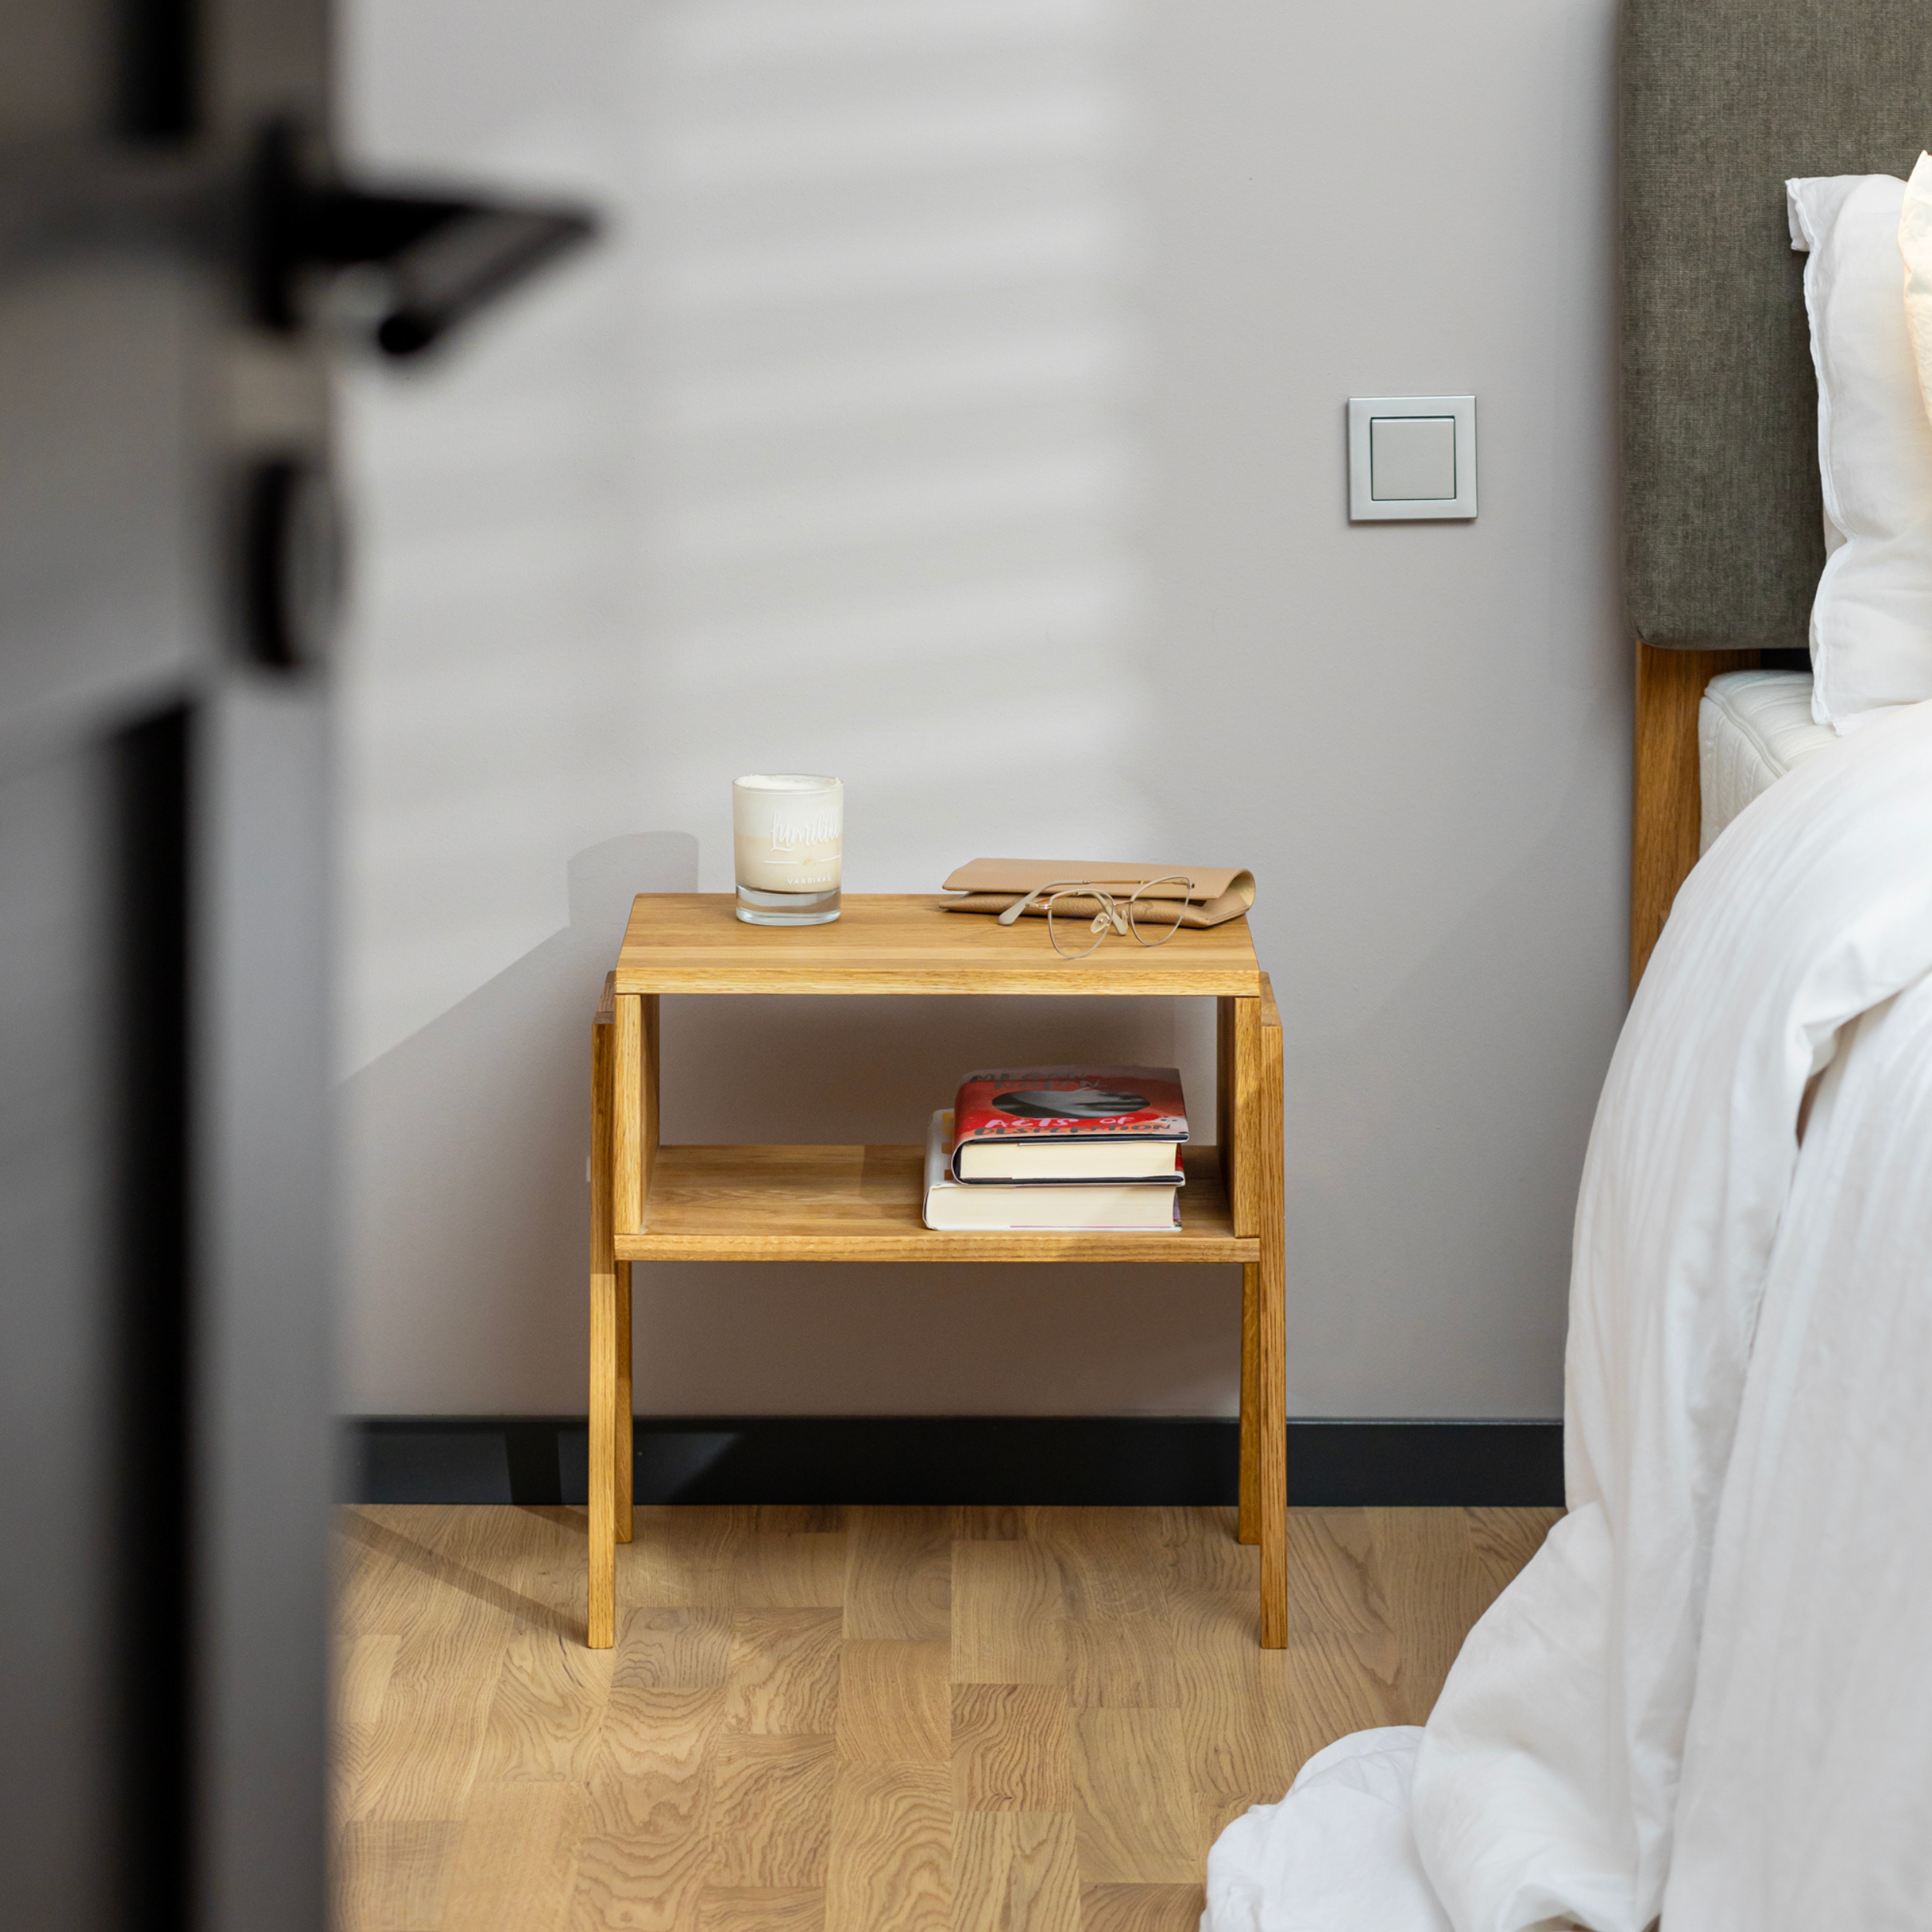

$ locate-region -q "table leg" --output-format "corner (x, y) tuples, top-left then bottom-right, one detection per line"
(588, 991), (618, 1648)
(1239, 1265), (1260, 1546)
(588, 1260), (618, 1648)
(614, 1260), (633, 1543)
(1254, 981), (1287, 1648)
(1223, 998), (1260, 1547)
(1229, 984), (1287, 1647)
(1254, 1246), (1287, 1649)
(614, 992), (658, 1234)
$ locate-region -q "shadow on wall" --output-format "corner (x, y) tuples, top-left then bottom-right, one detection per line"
(636, 0), (1165, 879)
(341, 832), (698, 1413)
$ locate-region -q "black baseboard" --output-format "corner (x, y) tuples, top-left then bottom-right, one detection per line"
(345, 1415), (1563, 1509)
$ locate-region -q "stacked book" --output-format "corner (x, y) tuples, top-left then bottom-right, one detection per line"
(921, 1064), (1188, 1232)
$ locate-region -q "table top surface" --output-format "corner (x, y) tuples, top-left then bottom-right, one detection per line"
(613, 893), (1263, 996)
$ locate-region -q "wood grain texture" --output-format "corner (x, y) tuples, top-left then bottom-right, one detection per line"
(641, 989), (661, 1208)
(951, 1812), (1079, 1932)
(1175, 1594), (1368, 1804)
(336, 1820), (461, 1932)
(951, 1541), (1066, 1686)
(1215, 996), (1256, 1550)
(1225, 999), (1265, 1241)
(614, 1258), (634, 1543)
(699, 1890), (826, 1932)
(589, 1007), (618, 1648)
(1078, 1883), (1207, 1931)
(615, 1607), (733, 1691)
(837, 1642), (951, 1764)
(1214, 998), (1236, 1211)
(347, 1631), (498, 1823)
(1062, 1617), (1177, 1711)
(710, 1735), (837, 1886)
(1224, 982), (1287, 1643)
(1464, 1507), (1561, 1594)
(587, 1273), (618, 1649)
(476, 1630), (612, 1784)
(1229, 994), (1264, 1553)
(731, 1532), (850, 1611)
(335, 1633), (402, 1817)
(573, 1686), (723, 1930)
(1249, 980), (1287, 1648)
(439, 1782), (583, 1932)
(1363, 1508), (1498, 1725)
(570, 1770), (716, 1932)
(612, 1145), (1250, 1264)
(725, 1609), (843, 1734)
(826, 1762), (951, 1932)
(335, 1505), (1556, 1932)
(614, 994), (644, 1235)
(623, 1505), (745, 1612)
(1631, 640), (1759, 993)
(1070, 1709), (1199, 1884)
(1029, 1508), (1169, 1623)
(594, 1680), (726, 1787)
(843, 1507), (951, 1642)
(951, 1685), (1073, 1813)
(614, 894), (1264, 998)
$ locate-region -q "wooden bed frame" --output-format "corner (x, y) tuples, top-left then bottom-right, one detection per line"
(1629, 643), (1760, 993)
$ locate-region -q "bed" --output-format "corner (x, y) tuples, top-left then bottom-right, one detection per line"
(1205, 4), (1932, 1927)
(1696, 670), (1837, 853)
(1624, 0), (1932, 985)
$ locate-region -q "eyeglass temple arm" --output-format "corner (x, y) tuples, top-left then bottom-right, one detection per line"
(996, 881), (1112, 925)
(996, 878), (1194, 927)
(996, 888), (1053, 926)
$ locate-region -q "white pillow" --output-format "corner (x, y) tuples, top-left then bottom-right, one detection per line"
(1787, 173), (1932, 731)
(1899, 152), (1932, 437)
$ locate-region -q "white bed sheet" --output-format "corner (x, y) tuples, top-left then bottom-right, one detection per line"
(1698, 668), (1838, 854)
(1663, 972), (1932, 1927)
(1205, 697), (1932, 1932)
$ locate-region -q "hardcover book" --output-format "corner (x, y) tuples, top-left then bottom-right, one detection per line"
(950, 1064), (1188, 1183)
(922, 1113), (1180, 1231)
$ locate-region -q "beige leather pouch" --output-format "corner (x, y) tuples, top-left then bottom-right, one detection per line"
(940, 859), (1254, 927)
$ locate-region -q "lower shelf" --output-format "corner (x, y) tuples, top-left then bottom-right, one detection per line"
(614, 1144), (1254, 1263)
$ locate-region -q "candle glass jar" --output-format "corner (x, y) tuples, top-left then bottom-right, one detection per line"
(732, 774), (842, 925)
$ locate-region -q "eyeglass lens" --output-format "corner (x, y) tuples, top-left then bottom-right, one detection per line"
(1127, 879), (1189, 947)
(1045, 890), (1113, 957)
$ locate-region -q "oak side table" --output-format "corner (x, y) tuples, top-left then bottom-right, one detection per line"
(586, 894), (1286, 1648)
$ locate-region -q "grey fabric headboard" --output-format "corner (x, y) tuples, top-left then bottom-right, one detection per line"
(1621, 0), (1932, 648)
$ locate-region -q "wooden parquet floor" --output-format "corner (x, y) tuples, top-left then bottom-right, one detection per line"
(333, 1503), (1556, 1932)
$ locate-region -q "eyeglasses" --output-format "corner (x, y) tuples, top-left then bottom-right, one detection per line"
(995, 876), (1197, 958)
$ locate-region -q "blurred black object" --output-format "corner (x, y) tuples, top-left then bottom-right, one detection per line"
(0, 6), (594, 1930)
(252, 117), (597, 357)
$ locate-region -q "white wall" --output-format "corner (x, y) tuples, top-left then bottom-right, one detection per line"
(338, 0), (1627, 1421)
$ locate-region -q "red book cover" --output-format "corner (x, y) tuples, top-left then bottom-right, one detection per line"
(950, 1065), (1188, 1182)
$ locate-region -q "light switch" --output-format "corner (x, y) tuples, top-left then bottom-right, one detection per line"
(1370, 416), (1455, 499)
(1348, 396), (1478, 520)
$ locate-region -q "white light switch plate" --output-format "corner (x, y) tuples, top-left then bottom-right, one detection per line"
(1349, 396), (1478, 520)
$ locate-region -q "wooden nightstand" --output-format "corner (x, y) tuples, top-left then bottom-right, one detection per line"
(587, 894), (1286, 1647)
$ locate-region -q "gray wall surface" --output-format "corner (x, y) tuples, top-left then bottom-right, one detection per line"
(337, 0), (1628, 1421)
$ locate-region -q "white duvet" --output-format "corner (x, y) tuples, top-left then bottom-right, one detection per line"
(1206, 699), (1932, 1932)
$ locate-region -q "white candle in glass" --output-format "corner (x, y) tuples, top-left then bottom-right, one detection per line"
(732, 774), (842, 925)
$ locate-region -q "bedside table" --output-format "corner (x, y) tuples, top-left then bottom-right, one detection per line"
(587, 894), (1285, 1647)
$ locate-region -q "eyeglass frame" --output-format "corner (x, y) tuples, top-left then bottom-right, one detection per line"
(995, 876), (1199, 957)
